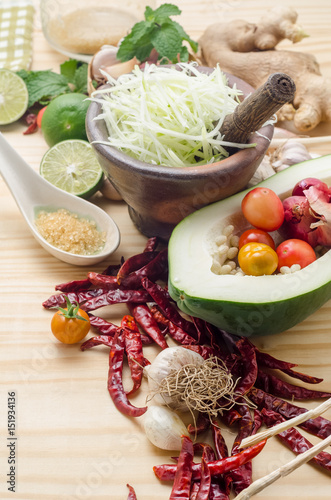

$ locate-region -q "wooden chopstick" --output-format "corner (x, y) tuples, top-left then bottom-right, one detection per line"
(239, 397), (331, 449)
(233, 434), (331, 500)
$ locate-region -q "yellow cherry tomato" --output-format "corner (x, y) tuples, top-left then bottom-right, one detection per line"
(51, 296), (90, 344)
(238, 242), (278, 276)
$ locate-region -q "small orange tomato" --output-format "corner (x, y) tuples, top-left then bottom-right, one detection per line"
(238, 242), (278, 276)
(51, 296), (90, 344)
(37, 106), (47, 128)
(238, 229), (276, 250)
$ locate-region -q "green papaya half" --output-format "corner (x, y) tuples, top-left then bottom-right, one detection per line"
(168, 155), (331, 336)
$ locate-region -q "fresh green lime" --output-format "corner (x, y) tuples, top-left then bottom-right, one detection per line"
(40, 140), (104, 198)
(41, 93), (89, 147)
(0, 69), (29, 125)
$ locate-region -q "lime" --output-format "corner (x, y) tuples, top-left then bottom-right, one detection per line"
(40, 140), (104, 198)
(41, 93), (90, 147)
(0, 69), (29, 125)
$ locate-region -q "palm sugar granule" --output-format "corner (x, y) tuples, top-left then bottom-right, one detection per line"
(35, 208), (105, 255)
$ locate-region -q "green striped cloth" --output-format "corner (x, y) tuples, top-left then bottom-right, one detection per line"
(0, 0), (34, 71)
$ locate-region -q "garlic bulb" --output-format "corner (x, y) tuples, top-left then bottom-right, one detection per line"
(143, 405), (189, 450)
(145, 346), (204, 411)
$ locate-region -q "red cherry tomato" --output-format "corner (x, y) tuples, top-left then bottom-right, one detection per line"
(276, 239), (316, 271)
(238, 228), (275, 250)
(238, 242), (278, 276)
(37, 106), (47, 128)
(241, 187), (284, 232)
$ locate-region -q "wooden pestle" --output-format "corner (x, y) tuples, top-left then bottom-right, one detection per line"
(220, 73), (296, 150)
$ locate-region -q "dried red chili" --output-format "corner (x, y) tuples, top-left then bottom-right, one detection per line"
(255, 369), (331, 400)
(120, 249), (169, 289)
(126, 483), (137, 500)
(121, 315), (145, 395)
(87, 272), (119, 289)
(142, 278), (198, 339)
(108, 330), (147, 418)
(23, 113), (38, 134)
(43, 289), (105, 309)
(233, 338), (258, 398)
(81, 289), (152, 312)
(187, 412), (211, 435)
(80, 335), (113, 351)
(117, 251), (159, 284)
(88, 314), (119, 336)
(55, 278), (93, 293)
(143, 236), (159, 252)
(184, 344), (221, 361)
(153, 439), (267, 482)
(196, 458), (211, 500)
(280, 367), (323, 385)
(150, 306), (198, 345)
(128, 303), (168, 350)
(169, 435), (194, 499)
(249, 387), (331, 439)
(261, 408), (331, 472)
(226, 405), (254, 495)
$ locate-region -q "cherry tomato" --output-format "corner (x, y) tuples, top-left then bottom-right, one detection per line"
(238, 242), (278, 276)
(51, 297), (90, 344)
(276, 239), (316, 270)
(37, 106), (47, 128)
(238, 228), (275, 250)
(241, 187), (284, 232)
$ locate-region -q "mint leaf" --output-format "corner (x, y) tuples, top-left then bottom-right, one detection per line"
(172, 20), (198, 53)
(60, 59), (78, 81)
(72, 64), (88, 93)
(117, 39), (137, 62)
(153, 3), (181, 22)
(179, 45), (189, 62)
(144, 5), (155, 21)
(116, 3), (198, 64)
(136, 43), (154, 63)
(129, 20), (153, 44)
(151, 22), (182, 62)
(17, 70), (70, 107)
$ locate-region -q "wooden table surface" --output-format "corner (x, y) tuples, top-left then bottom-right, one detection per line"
(1, 1), (331, 499)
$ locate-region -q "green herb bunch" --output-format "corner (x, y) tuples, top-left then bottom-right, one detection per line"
(117, 3), (198, 64)
(16, 59), (88, 108)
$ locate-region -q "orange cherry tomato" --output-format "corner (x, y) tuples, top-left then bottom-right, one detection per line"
(276, 239), (316, 271)
(51, 297), (90, 344)
(241, 187), (284, 232)
(238, 242), (278, 276)
(238, 229), (276, 250)
(37, 106), (47, 128)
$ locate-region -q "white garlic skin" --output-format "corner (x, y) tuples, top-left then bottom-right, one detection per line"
(145, 346), (204, 411)
(143, 405), (189, 450)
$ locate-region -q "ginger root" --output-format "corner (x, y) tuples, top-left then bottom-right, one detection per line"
(198, 7), (331, 132)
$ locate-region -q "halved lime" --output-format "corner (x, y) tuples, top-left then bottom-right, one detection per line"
(0, 69), (29, 125)
(40, 140), (104, 198)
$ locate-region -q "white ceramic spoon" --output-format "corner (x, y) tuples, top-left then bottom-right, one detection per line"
(0, 133), (120, 265)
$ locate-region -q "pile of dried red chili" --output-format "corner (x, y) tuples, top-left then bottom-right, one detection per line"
(43, 237), (331, 499)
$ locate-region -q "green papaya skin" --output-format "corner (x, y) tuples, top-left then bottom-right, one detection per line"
(168, 156), (331, 336)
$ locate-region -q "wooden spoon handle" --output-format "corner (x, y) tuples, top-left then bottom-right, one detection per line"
(220, 73), (296, 146)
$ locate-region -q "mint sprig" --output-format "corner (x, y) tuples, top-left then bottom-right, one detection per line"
(16, 60), (88, 108)
(117, 3), (198, 64)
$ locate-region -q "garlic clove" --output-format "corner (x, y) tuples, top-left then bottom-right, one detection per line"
(143, 405), (189, 451)
(90, 45), (137, 82)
